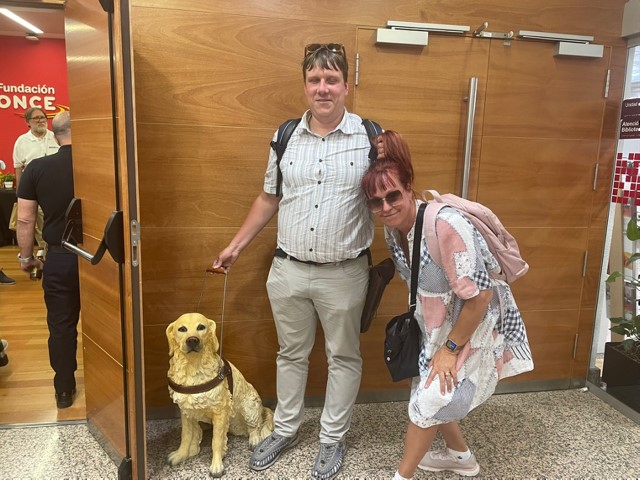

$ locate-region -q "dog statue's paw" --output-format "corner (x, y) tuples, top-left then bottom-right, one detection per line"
(209, 463), (225, 478)
(168, 447), (198, 466)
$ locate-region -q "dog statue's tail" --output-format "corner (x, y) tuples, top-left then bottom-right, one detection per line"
(259, 405), (275, 440)
(248, 405), (274, 450)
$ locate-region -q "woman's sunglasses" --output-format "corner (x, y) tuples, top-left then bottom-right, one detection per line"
(366, 190), (404, 212)
(304, 43), (346, 58)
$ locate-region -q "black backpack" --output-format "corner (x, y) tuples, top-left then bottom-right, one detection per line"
(270, 118), (383, 197)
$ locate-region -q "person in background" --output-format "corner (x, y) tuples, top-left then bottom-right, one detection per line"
(0, 338), (8, 367)
(0, 267), (16, 285)
(213, 43), (375, 480)
(361, 131), (534, 480)
(13, 107), (60, 250)
(16, 110), (80, 409)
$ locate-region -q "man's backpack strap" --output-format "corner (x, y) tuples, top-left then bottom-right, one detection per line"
(271, 118), (302, 197)
(362, 119), (383, 161)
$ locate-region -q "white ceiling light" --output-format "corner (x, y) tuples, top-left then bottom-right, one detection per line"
(0, 8), (44, 35)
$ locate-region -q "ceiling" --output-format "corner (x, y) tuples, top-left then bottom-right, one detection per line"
(0, 4), (64, 39)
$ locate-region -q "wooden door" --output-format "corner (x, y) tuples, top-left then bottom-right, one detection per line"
(477, 39), (609, 385)
(354, 29), (609, 388)
(65, 0), (145, 477)
(353, 28), (490, 392)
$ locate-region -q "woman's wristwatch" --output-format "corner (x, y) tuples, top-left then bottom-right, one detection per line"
(444, 338), (461, 353)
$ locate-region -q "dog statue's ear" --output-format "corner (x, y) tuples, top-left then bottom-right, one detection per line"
(208, 319), (219, 353)
(166, 323), (177, 357)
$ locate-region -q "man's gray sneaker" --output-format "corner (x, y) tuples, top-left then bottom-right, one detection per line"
(311, 441), (346, 480)
(249, 432), (299, 471)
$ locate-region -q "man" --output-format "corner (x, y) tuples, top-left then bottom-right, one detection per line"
(213, 43), (375, 480)
(13, 107), (60, 249)
(16, 111), (80, 409)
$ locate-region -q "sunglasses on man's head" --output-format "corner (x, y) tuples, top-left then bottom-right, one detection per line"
(366, 190), (404, 212)
(304, 43), (346, 58)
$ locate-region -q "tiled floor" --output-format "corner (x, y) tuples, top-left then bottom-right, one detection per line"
(1, 389), (639, 479)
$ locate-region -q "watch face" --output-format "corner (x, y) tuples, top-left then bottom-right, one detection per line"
(446, 339), (457, 351)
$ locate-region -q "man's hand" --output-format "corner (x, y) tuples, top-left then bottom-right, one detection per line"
(376, 140), (385, 160)
(18, 256), (43, 274)
(212, 245), (241, 272)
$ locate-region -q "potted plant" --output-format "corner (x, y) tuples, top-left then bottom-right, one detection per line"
(604, 215), (640, 387)
(2, 173), (15, 189)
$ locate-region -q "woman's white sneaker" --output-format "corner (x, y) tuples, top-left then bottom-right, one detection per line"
(417, 449), (480, 477)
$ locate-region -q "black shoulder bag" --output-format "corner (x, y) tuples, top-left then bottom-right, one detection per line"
(384, 203), (426, 382)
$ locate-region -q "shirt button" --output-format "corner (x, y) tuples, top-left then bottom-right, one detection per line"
(317, 181), (321, 184)
(319, 159), (323, 162)
(315, 205), (318, 208)
(309, 248), (313, 252)
(310, 228), (314, 231)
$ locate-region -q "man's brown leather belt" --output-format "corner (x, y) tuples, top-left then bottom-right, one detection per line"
(274, 247), (368, 266)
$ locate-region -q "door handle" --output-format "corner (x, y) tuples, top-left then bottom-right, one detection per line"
(461, 77), (478, 199)
(61, 198), (124, 265)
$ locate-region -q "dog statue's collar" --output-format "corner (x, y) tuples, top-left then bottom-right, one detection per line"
(168, 356), (234, 395)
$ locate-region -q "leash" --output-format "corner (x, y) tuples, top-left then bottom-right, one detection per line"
(197, 266), (228, 370)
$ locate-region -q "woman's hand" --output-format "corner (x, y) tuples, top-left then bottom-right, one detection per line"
(425, 347), (459, 395)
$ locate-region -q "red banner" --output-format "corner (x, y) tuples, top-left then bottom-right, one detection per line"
(0, 37), (69, 174)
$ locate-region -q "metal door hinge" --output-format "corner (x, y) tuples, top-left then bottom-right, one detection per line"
(604, 69), (610, 98)
(582, 250), (588, 277)
(572, 333), (579, 359)
(593, 163), (599, 190)
(130, 219), (140, 267)
(355, 53), (360, 86)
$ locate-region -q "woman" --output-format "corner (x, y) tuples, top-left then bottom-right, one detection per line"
(362, 131), (534, 480)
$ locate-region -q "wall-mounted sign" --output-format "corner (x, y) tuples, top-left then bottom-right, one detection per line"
(620, 98), (640, 140)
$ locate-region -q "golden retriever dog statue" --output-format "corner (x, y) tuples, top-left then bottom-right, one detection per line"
(166, 313), (274, 477)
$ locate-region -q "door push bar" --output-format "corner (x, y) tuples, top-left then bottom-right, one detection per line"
(461, 77), (478, 199)
(61, 198), (125, 265)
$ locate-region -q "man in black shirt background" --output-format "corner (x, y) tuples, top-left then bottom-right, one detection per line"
(16, 110), (80, 409)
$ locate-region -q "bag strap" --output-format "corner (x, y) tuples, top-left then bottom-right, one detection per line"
(270, 118), (302, 197)
(410, 203), (427, 313)
(424, 201), (448, 270)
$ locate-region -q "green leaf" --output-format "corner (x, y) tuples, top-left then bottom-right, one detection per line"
(621, 338), (635, 352)
(606, 271), (623, 283)
(609, 317), (625, 325)
(627, 217), (640, 241)
(626, 253), (640, 265)
(610, 325), (630, 335)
